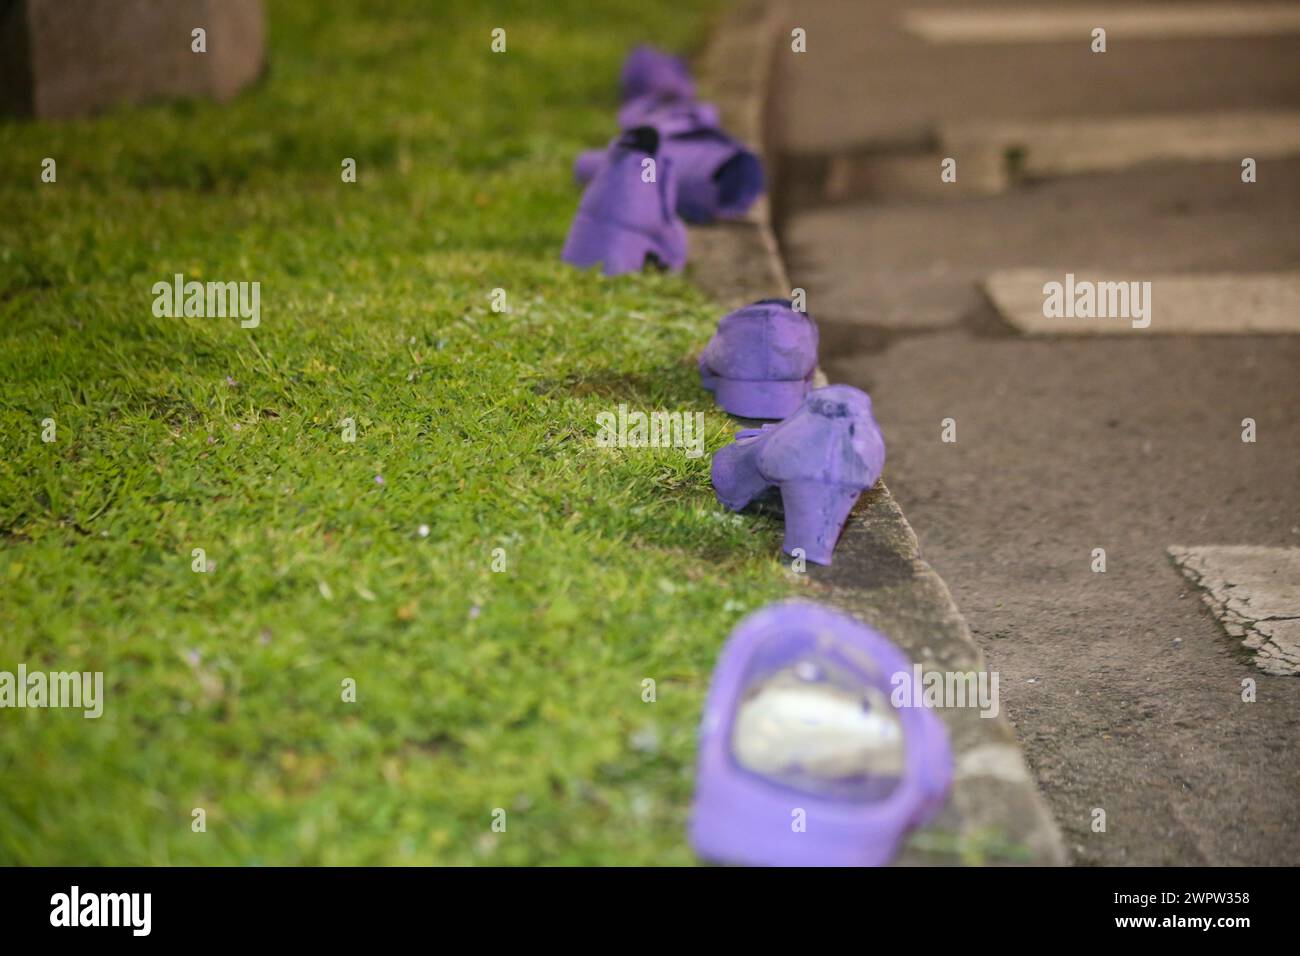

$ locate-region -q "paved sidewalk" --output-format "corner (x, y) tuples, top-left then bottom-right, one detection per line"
(767, 0), (1300, 864)
(785, 158), (1300, 333)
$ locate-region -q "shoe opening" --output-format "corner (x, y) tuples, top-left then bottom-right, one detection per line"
(713, 149), (764, 215)
(619, 125), (660, 155)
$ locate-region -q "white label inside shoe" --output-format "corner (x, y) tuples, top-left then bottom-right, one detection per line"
(732, 662), (905, 792)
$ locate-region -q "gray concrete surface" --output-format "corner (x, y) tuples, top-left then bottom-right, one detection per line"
(844, 330), (1300, 865)
(770, 0), (1300, 865)
(941, 110), (1300, 190)
(783, 158), (1300, 332)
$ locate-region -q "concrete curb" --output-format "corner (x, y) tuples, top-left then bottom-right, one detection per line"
(689, 0), (1067, 865)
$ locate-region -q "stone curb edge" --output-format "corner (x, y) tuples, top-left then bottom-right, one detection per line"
(687, 0), (1067, 866)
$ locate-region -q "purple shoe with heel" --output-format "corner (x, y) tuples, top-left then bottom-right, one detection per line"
(699, 298), (818, 419)
(690, 602), (953, 867)
(711, 385), (884, 565)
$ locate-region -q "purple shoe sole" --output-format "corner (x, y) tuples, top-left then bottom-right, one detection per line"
(700, 371), (815, 420)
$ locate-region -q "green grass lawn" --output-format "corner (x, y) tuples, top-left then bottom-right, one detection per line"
(0, 0), (811, 864)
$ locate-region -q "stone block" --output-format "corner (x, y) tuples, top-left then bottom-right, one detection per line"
(0, 0), (264, 119)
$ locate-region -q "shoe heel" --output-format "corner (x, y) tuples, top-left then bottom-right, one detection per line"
(711, 439), (771, 511)
(712, 375), (810, 420)
(778, 481), (862, 565)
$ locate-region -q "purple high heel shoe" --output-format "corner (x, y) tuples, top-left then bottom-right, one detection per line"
(574, 99), (764, 223)
(561, 127), (688, 277)
(699, 298), (818, 419)
(620, 44), (696, 103)
(690, 602), (953, 867)
(711, 385), (884, 565)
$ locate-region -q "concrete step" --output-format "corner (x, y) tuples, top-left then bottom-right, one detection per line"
(984, 269), (1300, 334)
(943, 110), (1300, 190)
(903, 4), (1300, 45)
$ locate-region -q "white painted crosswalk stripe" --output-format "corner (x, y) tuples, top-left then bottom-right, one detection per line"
(984, 270), (1300, 334)
(903, 4), (1300, 44)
